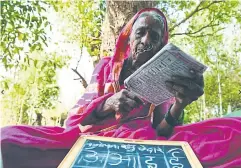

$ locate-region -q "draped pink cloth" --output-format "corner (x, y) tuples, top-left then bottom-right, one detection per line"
(1, 8), (241, 168)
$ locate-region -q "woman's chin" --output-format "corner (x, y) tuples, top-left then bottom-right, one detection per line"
(132, 60), (146, 69)
(135, 55), (152, 67)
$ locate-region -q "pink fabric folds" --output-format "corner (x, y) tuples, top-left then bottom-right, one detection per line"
(1, 117), (241, 168)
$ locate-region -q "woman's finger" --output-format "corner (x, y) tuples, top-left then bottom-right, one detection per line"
(170, 76), (197, 90)
(125, 97), (138, 109)
(193, 84), (204, 97)
(197, 75), (204, 88)
(165, 81), (175, 93)
(166, 81), (203, 98)
(166, 81), (186, 94)
(126, 91), (143, 105)
(172, 84), (185, 94)
(119, 103), (132, 114)
(189, 69), (204, 87)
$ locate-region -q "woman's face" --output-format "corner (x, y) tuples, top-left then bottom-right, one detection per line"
(129, 15), (164, 68)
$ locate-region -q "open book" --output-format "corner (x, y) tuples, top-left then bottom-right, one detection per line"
(124, 43), (208, 106)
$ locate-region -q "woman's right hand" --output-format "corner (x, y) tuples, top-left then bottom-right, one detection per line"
(103, 89), (143, 118)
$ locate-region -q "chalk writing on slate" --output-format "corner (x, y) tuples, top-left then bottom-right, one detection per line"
(71, 139), (192, 168)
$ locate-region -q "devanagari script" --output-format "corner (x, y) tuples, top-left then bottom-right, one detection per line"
(124, 43), (208, 106)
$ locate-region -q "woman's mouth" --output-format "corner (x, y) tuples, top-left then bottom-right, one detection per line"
(136, 44), (153, 55)
(133, 45), (154, 68)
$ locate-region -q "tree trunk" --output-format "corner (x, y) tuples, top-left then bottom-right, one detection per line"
(100, 0), (159, 57)
(32, 112), (43, 126)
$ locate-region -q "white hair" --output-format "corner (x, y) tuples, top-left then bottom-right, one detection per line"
(134, 11), (165, 33)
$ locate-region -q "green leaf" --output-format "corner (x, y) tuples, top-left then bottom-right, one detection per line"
(31, 16), (38, 22)
(53, 5), (58, 12)
(34, 60), (38, 67)
(18, 33), (24, 40)
(4, 81), (9, 90)
(41, 62), (47, 70)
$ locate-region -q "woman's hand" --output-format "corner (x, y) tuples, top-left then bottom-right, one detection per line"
(155, 70), (204, 135)
(165, 69), (204, 110)
(103, 89), (143, 119)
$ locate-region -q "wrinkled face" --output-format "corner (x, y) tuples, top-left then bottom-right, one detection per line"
(129, 15), (164, 68)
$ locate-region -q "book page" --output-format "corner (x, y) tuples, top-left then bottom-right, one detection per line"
(124, 43), (208, 106)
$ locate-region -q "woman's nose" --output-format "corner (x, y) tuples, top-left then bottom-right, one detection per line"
(141, 32), (151, 46)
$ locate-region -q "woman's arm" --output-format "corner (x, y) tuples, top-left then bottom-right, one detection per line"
(80, 97), (115, 126)
(156, 102), (184, 136)
(157, 69), (204, 136)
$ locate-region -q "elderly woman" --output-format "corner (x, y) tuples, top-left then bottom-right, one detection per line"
(1, 8), (241, 168)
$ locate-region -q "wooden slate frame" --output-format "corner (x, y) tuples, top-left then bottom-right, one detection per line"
(58, 135), (203, 168)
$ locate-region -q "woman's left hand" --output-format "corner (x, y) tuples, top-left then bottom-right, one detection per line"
(165, 69), (204, 110)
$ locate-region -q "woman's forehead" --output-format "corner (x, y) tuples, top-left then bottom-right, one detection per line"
(132, 15), (164, 32)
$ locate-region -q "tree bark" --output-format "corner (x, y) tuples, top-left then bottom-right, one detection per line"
(100, 0), (159, 57)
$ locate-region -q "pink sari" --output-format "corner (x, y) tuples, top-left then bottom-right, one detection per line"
(1, 8), (241, 168)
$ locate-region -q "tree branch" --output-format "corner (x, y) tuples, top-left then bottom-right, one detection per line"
(88, 35), (101, 40)
(169, 1), (223, 32)
(171, 23), (220, 37)
(185, 27), (225, 38)
(71, 68), (88, 88)
(169, 1), (204, 32)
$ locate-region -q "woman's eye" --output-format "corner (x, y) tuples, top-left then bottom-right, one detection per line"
(151, 33), (159, 42)
(136, 30), (144, 36)
(153, 36), (159, 42)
